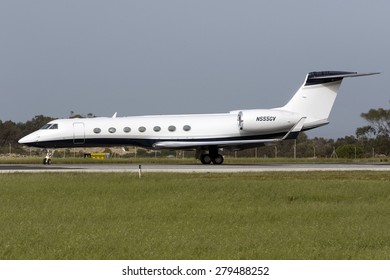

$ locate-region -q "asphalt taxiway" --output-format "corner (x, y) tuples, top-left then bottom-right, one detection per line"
(1, 163), (390, 173)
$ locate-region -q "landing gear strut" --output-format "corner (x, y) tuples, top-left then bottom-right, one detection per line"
(43, 150), (53, 165)
(198, 147), (224, 165)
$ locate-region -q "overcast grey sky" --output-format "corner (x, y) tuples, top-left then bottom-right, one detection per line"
(1, 0), (388, 138)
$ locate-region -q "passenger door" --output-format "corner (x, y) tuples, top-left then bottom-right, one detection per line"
(73, 122), (85, 144)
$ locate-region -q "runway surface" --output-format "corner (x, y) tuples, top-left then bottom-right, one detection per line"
(1, 163), (390, 173)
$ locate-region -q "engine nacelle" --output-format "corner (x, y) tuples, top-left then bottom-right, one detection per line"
(236, 109), (301, 132)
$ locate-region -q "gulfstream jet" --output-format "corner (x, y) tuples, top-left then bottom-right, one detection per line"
(19, 71), (378, 164)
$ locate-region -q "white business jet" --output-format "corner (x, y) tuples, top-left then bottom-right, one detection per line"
(19, 71), (378, 164)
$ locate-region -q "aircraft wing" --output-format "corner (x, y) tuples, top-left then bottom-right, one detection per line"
(153, 117), (306, 149)
(154, 138), (282, 149)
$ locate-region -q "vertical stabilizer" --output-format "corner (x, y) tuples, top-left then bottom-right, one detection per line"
(281, 71), (379, 123)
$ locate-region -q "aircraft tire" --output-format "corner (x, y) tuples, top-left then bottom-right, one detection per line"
(200, 154), (212, 164)
(212, 154), (224, 165)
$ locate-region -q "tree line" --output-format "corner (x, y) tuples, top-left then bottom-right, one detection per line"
(0, 115), (54, 154)
(1, 107), (390, 158)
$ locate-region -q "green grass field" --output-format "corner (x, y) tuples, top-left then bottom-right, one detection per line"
(1, 171), (390, 260)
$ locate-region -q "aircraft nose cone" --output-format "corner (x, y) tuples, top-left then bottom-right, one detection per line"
(18, 133), (40, 145)
(18, 136), (27, 144)
(18, 135), (30, 144)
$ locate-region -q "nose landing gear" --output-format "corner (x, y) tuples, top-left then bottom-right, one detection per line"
(43, 150), (53, 165)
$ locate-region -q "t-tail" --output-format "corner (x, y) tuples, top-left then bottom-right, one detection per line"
(280, 71), (379, 130)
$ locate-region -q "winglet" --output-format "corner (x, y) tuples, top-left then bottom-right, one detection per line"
(282, 117), (306, 140)
(112, 112), (118, 118)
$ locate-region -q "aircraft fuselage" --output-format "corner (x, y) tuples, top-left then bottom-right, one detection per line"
(19, 109), (304, 149)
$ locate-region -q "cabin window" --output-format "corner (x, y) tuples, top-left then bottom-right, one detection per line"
(138, 126), (146, 132)
(123, 127), (131, 133)
(168, 125), (176, 132)
(108, 127), (116, 133)
(183, 125), (191, 131)
(93, 128), (101, 134)
(153, 126), (161, 132)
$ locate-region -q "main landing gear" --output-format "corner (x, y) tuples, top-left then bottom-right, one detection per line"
(198, 147), (224, 165)
(43, 150), (53, 165)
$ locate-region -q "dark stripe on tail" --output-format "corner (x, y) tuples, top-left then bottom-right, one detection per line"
(305, 71), (357, 86)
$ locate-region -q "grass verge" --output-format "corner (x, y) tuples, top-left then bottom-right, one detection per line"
(1, 171), (390, 259)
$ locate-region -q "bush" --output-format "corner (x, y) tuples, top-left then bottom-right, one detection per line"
(336, 144), (363, 158)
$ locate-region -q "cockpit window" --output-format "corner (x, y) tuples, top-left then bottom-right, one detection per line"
(40, 123), (58, 130)
(40, 124), (52, 130)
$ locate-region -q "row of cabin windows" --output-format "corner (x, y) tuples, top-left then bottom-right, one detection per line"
(93, 125), (191, 134)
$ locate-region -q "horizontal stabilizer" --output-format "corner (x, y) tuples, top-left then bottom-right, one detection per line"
(305, 71), (380, 86)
